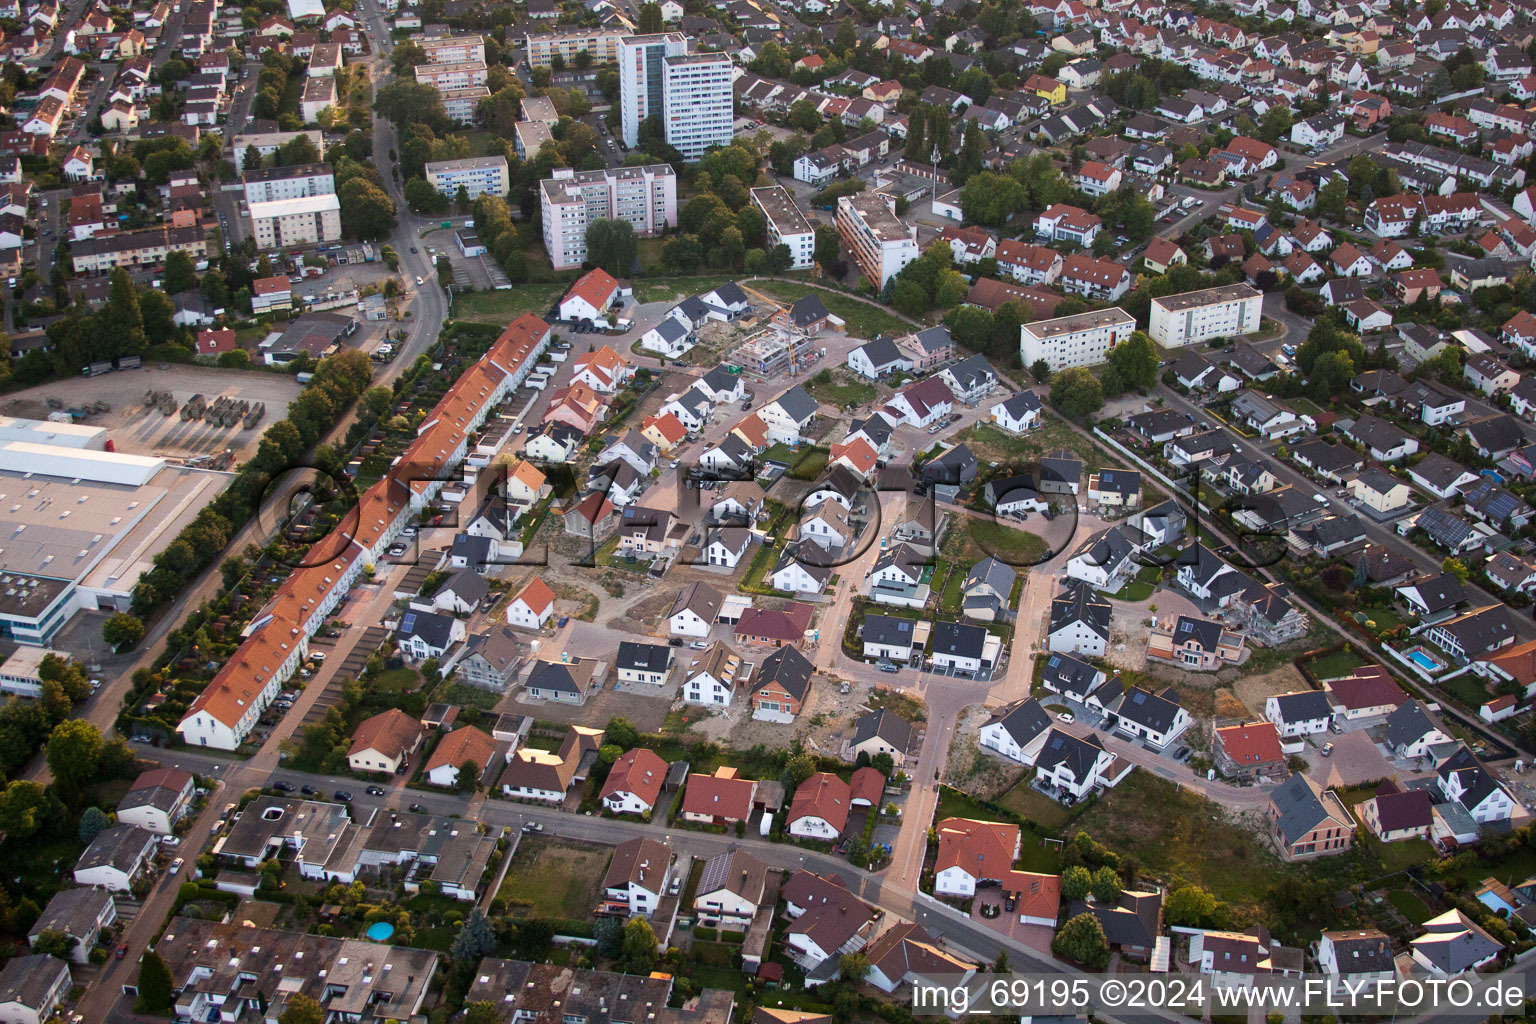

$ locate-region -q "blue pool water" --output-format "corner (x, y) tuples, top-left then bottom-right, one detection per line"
(1408, 650), (1439, 671)
(365, 922), (395, 942)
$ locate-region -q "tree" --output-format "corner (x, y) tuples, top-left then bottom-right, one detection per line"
(1164, 885), (1218, 928)
(109, 268), (146, 354)
(1317, 177), (1347, 221)
(47, 720), (104, 799)
(31, 929), (75, 959)
(1061, 865), (1093, 902)
(1052, 912), (1110, 969)
(1442, 557), (1471, 584)
(814, 225), (841, 270)
(1308, 349), (1354, 403)
(636, 1), (664, 32)
(278, 994), (324, 1024)
(0, 780), (49, 839)
(104, 612), (145, 651)
(164, 250), (199, 294)
(463, 1004), (499, 1024)
(339, 178), (397, 241)
(79, 805), (110, 844)
(586, 218), (638, 278)
(278, 133), (320, 167)
(594, 917), (623, 957)
(605, 717), (640, 750)
(1107, 331), (1159, 393)
(1050, 367), (1104, 421)
(838, 952), (870, 981)
(871, 751), (895, 776)
(456, 759), (480, 792)
(1090, 865), (1121, 902)
(1031, 359), (1051, 382)
(136, 951), (175, 1013)
(450, 908), (497, 960)
(785, 750), (818, 784)
(620, 916), (658, 974)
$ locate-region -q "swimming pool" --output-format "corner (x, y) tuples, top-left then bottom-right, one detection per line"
(1407, 649), (1441, 672)
(365, 922), (395, 942)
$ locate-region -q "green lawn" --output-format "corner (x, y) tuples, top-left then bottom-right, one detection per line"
(805, 368), (878, 408)
(373, 666), (420, 694)
(962, 519), (1049, 566)
(632, 275), (738, 304)
(1440, 674), (1492, 709)
(1360, 605), (1406, 630)
(1387, 888), (1432, 924)
(935, 786), (1061, 872)
(1110, 580), (1156, 601)
(454, 284), (566, 322)
(753, 280), (915, 339)
(1305, 648), (1369, 682)
(962, 419), (1114, 475)
(787, 446), (831, 480)
(496, 837), (609, 918)
(996, 777), (1080, 831)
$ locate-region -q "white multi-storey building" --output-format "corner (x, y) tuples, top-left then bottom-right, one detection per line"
(751, 185), (815, 269)
(440, 85), (491, 124)
(419, 34), (486, 64)
(1149, 283), (1264, 347)
(837, 193), (918, 290)
(1019, 308), (1136, 371)
(241, 162), (335, 205)
(540, 164), (678, 270)
(661, 52), (734, 160)
(425, 156), (509, 199)
(248, 194), (342, 248)
(524, 27), (625, 68)
(618, 32), (686, 148)
(413, 61), (487, 90)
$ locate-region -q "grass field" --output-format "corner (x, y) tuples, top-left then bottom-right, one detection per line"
(497, 837), (609, 918)
(1073, 772), (1282, 910)
(1387, 888), (1432, 923)
(954, 518), (1049, 566)
(806, 368), (878, 408)
(454, 284), (565, 322)
(1305, 648), (1369, 682)
(753, 280), (915, 338)
(1440, 673), (1493, 709)
(633, 275), (738, 304)
(996, 777), (1080, 830)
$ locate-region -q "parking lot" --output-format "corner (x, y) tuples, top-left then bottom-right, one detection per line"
(0, 364), (303, 460)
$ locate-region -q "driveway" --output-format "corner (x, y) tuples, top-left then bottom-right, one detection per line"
(971, 889), (1056, 956)
(1303, 728), (1394, 788)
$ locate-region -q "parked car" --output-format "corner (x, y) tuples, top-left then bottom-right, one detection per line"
(1057, 712), (1075, 723)
(409, 803), (424, 812)
(160, 835), (180, 847)
(522, 821), (544, 833)
(1320, 742), (1335, 757)
(171, 857), (184, 874)
(274, 781), (296, 792)
(668, 637), (684, 646)
(366, 785), (386, 796)
(116, 944), (128, 960)
(300, 784), (317, 795)
(334, 790), (354, 802)
(311, 652), (326, 662)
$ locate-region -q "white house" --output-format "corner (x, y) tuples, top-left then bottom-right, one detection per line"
(705, 527), (753, 568)
(682, 641), (743, 706)
(786, 772), (851, 839)
(114, 766), (195, 834)
(72, 824), (156, 892)
(1264, 690), (1334, 736)
(668, 582), (722, 637)
(1033, 729), (1117, 800)
(990, 391), (1042, 433)
(599, 747), (667, 816)
(978, 697), (1053, 765)
(0, 955), (70, 1024)
(933, 818), (1020, 898)
(506, 578), (556, 630)
(602, 837), (671, 917)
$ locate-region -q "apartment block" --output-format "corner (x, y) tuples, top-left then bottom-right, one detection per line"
(241, 162), (335, 205)
(619, 33), (686, 148)
(248, 194), (343, 248)
(440, 85), (490, 124)
(752, 186), (815, 269)
(425, 156), (509, 199)
(71, 225), (209, 274)
(413, 61), (488, 90)
(418, 34), (486, 64)
(524, 27), (625, 68)
(540, 164), (678, 270)
(1149, 283), (1264, 348)
(1020, 308), (1136, 372)
(661, 53), (734, 160)
(837, 193), (918, 291)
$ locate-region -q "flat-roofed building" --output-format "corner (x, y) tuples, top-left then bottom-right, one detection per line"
(619, 33), (687, 148)
(540, 164), (678, 270)
(241, 162), (334, 204)
(231, 130), (323, 170)
(71, 225), (208, 274)
(299, 77), (335, 123)
(418, 34), (485, 64)
(514, 120), (554, 160)
(439, 85), (490, 124)
(1020, 307), (1137, 371)
(425, 156), (509, 199)
(248, 193), (342, 248)
(752, 186), (815, 269)
(413, 61), (487, 90)
(524, 27), (625, 68)
(1149, 283), (1264, 348)
(661, 52), (734, 160)
(838, 192), (918, 290)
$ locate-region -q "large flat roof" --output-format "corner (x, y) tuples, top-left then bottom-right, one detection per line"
(1152, 283), (1262, 312)
(751, 186), (813, 237)
(248, 194), (341, 218)
(1022, 307), (1135, 338)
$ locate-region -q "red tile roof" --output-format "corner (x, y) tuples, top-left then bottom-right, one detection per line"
(601, 747), (668, 808)
(1215, 722), (1285, 766)
(788, 772), (850, 833)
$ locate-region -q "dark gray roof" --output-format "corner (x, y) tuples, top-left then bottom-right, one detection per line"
(853, 335), (905, 369)
(526, 660), (588, 695)
(852, 708), (915, 752)
(1035, 728), (1107, 779)
(1114, 685), (1183, 734)
(1129, 408), (1193, 438)
(1070, 891), (1161, 949)
(984, 697), (1051, 749)
(1346, 414), (1411, 452)
(773, 546), (832, 585)
(398, 610), (458, 650)
(1435, 605), (1518, 657)
(1291, 439), (1363, 474)
(1270, 774), (1337, 844)
(30, 887), (112, 941)
(701, 365), (739, 394)
(931, 620), (988, 659)
(76, 824), (152, 874)
(0, 954), (66, 1010)
(616, 641), (672, 674)
(1040, 450), (1083, 486)
(651, 316), (689, 344)
(1093, 468), (1140, 496)
(998, 391), (1043, 418)
(1270, 689), (1332, 723)
(964, 556), (1016, 597)
(1385, 700), (1441, 748)
(789, 294), (833, 327)
(451, 533), (497, 566)
(774, 384), (820, 422)
(1040, 652), (1101, 695)
(758, 645), (814, 702)
(1169, 615), (1223, 653)
(438, 567), (489, 606)
(1296, 513), (1366, 550)
(1410, 452), (1474, 491)
(1467, 415), (1526, 455)
(911, 324), (952, 353)
(945, 353), (995, 390)
(709, 280), (748, 305)
(1416, 505), (1477, 549)
(923, 443), (976, 485)
(1051, 583), (1110, 638)
(863, 613), (918, 649)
